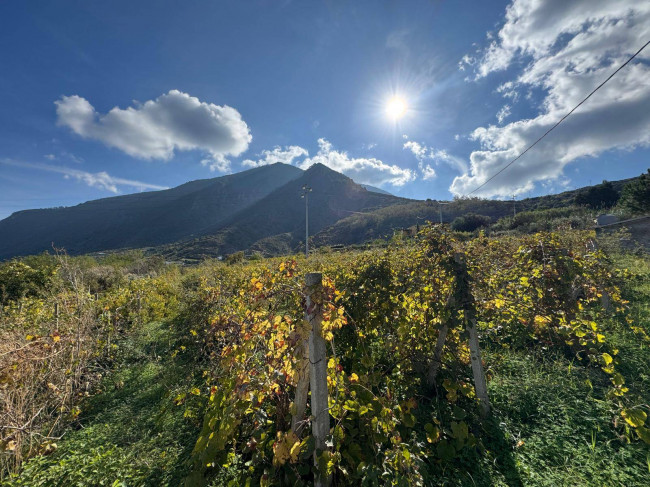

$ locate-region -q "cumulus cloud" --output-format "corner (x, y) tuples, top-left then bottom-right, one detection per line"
(55, 90), (252, 172)
(299, 138), (415, 186)
(403, 140), (468, 179)
(0, 159), (167, 194)
(452, 0), (650, 197)
(242, 145), (308, 168)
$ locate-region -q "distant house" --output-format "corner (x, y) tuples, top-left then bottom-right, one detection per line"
(595, 214), (619, 226)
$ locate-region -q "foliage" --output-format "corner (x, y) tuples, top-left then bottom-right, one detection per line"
(574, 180), (620, 209)
(618, 169), (650, 215)
(0, 252), (180, 477)
(490, 206), (593, 234)
(4, 229), (650, 486)
(0, 255), (58, 305)
(177, 228), (647, 486)
(451, 213), (492, 232)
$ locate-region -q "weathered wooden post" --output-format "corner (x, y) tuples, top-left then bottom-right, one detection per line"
(136, 293), (142, 325)
(427, 322), (449, 386)
(306, 272), (331, 487)
(291, 276), (314, 435)
(454, 253), (490, 417)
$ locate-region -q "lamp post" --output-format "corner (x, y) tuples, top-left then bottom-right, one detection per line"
(301, 185), (312, 258)
(438, 201), (450, 224)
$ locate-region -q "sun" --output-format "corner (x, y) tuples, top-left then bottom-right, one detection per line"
(386, 96), (408, 120)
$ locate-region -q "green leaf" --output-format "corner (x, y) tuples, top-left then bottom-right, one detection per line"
(424, 423), (440, 443)
(436, 440), (456, 461)
(635, 426), (650, 444)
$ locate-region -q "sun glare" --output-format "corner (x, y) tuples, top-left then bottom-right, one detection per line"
(386, 96), (408, 120)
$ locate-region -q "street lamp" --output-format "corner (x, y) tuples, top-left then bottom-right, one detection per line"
(438, 201), (450, 224)
(301, 185), (312, 257)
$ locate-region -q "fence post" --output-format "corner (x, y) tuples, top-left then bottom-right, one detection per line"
(454, 253), (490, 417)
(305, 272), (331, 487)
(291, 276), (314, 435)
(427, 323), (449, 386)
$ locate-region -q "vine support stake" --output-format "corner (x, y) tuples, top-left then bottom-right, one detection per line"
(427, 322), (449, 386)
(454, 253), (491, 417)
(54, 302), (59, 328)
(291, 275), (314, 436)
(305, 272), (331, 487)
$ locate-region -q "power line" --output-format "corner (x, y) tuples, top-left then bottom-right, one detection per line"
(466, 39), (650, 197)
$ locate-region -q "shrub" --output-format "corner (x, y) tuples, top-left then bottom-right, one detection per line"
(574, 180), (620, 209)
(618, 169), (650, 215)
(451, 213), (491, 232)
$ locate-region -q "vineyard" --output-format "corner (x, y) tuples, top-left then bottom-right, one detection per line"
(1, 228), (649, 486)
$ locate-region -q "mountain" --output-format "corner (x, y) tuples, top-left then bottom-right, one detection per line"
(157, 163), (409, 259)
(0, 163), (302, 259)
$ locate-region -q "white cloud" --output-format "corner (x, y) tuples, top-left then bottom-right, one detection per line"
(299, 138), (415, 186)
(55, 90), (252, 172)
(0, 159), (168, 194)
(242, 145), (308, 168)
(403, 140), (468, 178)
(453, 0), (650, 197)
(496, 104), (511, 124)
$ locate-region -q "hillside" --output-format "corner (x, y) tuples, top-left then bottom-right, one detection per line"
(0, 164), (303, 259)
(313, 176), (641, 246)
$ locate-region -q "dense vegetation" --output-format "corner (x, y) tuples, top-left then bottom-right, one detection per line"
(618, 169), (650, 215)
(1, 227), (649, 486)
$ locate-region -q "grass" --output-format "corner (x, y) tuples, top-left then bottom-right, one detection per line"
(6, 251), (650, 486)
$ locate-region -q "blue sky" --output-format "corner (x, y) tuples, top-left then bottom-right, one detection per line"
(1, 0), (649, 220)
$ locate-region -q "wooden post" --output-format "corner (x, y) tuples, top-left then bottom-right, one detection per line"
(427, 323), (449, 386)
(454, 253), (490, 417)
(54, 302), (59, 328)
(306, 272), (331, 487)
(291, 277), (313, 435)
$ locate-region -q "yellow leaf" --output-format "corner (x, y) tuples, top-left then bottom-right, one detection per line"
(350, 373), (359, 383)
(622, 408), (647, 428)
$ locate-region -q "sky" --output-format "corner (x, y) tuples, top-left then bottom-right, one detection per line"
(0, 0), (649, 220)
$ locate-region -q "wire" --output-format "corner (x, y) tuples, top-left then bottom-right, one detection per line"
(466, 39), (650, 196)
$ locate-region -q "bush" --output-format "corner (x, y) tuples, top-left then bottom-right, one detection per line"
(618, 169), (650, 215)
(574, 180), (620, 209)
(0, 255), (57, 305)
(225, 251), (245, 265)
(451, 213), (491, 232)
